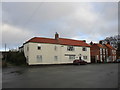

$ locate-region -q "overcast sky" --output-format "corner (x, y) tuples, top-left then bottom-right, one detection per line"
(1, 2), (118, 51)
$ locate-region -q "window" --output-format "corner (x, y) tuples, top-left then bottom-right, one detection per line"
(54, 46), (57, 51)
(38, 46), (41, 50)
(83, 56), (87, 60)
(37, 44), (41, 50)
(54, 56), (58, 61)
(96, 55), (99, 60)
(113, 56), (114, 60)
(103, 49), (105, 54)
(100, 48), (102, 54)
(114, 50), (116, 54)
(115, 56), (116, 60)
(103, 55), (105, 59)
(67, 46), (74, 51)
(113, 50), (116, 54)
(112, 50), (114, 54)
(36, 55), (42, 62)
(27, 46), (29, 51)
(100, 55), (102, 61)
(69, 55), (75, 60)
(82, 47), (87, 51)
(106, 49), (108, 55)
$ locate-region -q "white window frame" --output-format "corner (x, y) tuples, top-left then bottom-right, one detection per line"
(67, 46), (75, 51)
(82, 47), (87, 51)
(96, 55), (99, 60)
(103, 49), (105, 54)
(36, 55), (42, 62)
(54, 56), (58, 61)
(83, 56), (87, 60)
(100, 55), (102, 61)
(69, 55), (75, 60)
(100, 48), (102, 54)
(114, 50), (116, 54)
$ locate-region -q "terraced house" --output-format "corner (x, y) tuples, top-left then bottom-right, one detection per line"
(104, 43), (116, 61)
(23, 33), (91, 65)
(90, 41), (116, 63)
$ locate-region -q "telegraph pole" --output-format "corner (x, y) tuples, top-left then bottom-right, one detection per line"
(5, 43), (6, 52)
(4, 43), (7, 63)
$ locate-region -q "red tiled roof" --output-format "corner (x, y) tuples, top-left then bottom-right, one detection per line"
(93, 43), (107, 48)
(105, 44), (116, 50)
(26, 37), (90, 47)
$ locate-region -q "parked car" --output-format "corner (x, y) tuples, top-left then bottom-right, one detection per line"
(113, 59), (120, 63)
(73, 59), (87, 65)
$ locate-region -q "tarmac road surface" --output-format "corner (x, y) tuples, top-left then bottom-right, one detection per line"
(2, 63), (119, 88)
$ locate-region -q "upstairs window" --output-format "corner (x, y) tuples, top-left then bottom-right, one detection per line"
(114, 50), (116, 54)
(38, 46), (41, 50)
(37, 44), (41, 50)
(100, 48), (102, 54)
(67, 46), (75, 51)
(113, 50), (116, 54)
(82, 47), (87, 51)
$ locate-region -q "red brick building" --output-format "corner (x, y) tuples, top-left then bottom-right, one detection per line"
(90, 42), (116, 63)
(104, 44), (116, 61)
(90, 43), (108, 63)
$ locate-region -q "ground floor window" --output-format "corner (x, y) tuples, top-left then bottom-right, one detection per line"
(36, 55), (42, 62)
(54, 56), (58, 61)
(113, 56), (116, 61)
(115, 56), (116, 60)
(83, 56), (87, 60)
(100, 55), (102, 61)
(69, 55), (75, 60)
(96, 55), (99, 60)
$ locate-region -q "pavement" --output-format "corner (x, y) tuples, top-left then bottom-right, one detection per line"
(2, 63), (119, 88)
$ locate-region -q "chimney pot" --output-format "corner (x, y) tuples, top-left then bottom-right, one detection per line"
(55, 32), (59, 40)
(99, 41), (103, 44)
(83, 40), (86, 42)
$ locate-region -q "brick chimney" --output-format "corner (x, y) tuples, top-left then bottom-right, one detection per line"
(90, 41), (93, 45)
(99, 40), (103, 44)
(83, 40), (86, 42)
(55, 32), (59, 40)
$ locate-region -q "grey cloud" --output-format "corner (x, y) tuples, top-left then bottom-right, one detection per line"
(2, 2), (118, 50)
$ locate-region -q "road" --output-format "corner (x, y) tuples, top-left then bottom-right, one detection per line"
(2, 63), (119, 88)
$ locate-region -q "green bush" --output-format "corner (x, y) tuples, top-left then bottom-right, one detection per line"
(6, 51), (26, 65)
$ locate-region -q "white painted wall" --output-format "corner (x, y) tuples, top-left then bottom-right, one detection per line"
(24, 42), (91, 65)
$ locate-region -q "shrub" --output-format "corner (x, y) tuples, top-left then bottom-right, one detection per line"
(6, 51), (26, 65)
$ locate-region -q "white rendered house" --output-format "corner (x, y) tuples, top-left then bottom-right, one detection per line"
(23, 33), (91, 65)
